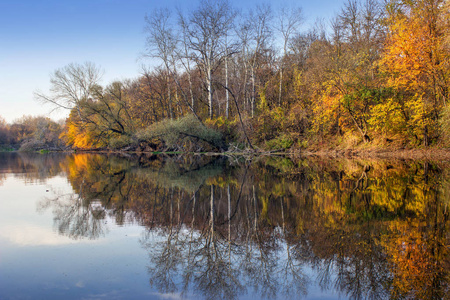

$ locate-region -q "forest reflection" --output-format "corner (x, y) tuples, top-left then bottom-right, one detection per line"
(26, 153), (450, 299)
(0, 152), (67, 184)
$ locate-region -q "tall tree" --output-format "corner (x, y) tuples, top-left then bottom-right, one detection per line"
(380, 0), (450, 145)
(275, 6), (303, 107)
(145, 8), (178, 119)
(179, 0), (236, 119)
(337, 0), (386, 143)
(309, 0), (385, 143)
(246, 4), (273, 117)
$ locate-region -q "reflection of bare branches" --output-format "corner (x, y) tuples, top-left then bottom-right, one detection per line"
(144, 226), (243, 300)
(143, 185), (248, 300)
(247, 186), (278, 299)
(192, 239), (242, 300)
(191, 185), (243, 300)
(280, 197), (309, 299)
(302, 225), (392, 300)
(37, 180), (108, 240)
(144, 230), (181, 294)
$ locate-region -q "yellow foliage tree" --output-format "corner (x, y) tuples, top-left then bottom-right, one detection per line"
(379, 0), (450, 145)
(61, 108), (100, 149)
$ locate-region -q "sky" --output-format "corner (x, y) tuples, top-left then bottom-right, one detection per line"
(0, 0), (346, 123)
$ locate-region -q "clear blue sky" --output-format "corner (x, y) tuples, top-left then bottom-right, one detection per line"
(0, 0), (346, 123)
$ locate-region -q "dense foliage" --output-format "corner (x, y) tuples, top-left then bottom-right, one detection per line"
(2, 0), (450, 152)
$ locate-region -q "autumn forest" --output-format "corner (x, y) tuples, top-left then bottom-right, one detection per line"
(1, 0), (450, 153)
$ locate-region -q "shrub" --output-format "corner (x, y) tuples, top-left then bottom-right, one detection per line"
(204, 116), (239, 145)
(265, 134), (294, 151)
(108, 135), (134, 150)
(18, 140), (45, 152)
(136, 115), (225, 152)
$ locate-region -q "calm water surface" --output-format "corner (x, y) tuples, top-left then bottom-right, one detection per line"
(0, 152), (449, 300)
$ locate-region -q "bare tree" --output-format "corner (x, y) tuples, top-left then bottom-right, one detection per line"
(177, 12), (196, 111)
(145, 8), (178, 119)
(235, 17), (252, 113)
(338, 0), (385, 53)
(289, 22), (326, 70)
(225, 33), (230, 119)
(275, 6), (303, 106)
(179, 0), (236, 119)
(247, 4), (272, 117)
(34, 62), (103, 115)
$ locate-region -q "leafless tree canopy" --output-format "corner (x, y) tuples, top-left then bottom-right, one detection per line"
(34, 62), (103, 111)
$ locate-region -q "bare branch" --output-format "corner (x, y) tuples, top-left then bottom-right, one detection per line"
(34, 62), (103, 113)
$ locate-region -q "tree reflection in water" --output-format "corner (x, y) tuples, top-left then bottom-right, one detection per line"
(31, 153), (449, 299)
(0, 152), (67, 184)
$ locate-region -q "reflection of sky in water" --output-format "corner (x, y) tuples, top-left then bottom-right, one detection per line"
(1, 176), (76, 246)
(0, 175), (151, 300)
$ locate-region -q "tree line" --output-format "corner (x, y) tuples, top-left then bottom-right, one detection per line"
(0, 115), (64, 151)
(2, 0), (450, 152)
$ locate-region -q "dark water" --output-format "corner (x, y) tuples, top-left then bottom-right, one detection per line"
(0, 152), (449, 300)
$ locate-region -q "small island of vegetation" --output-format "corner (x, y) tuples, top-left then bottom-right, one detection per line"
(1, 0), (450, 158)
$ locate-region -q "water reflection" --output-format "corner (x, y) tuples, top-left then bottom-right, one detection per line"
(0, 152), (67, 184)
(12, 153), (450, 299)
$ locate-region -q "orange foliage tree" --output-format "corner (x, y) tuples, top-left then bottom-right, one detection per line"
(379, 0), (450, 145)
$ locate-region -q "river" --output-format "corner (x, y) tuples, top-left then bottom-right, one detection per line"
(0, 152), (449, 299)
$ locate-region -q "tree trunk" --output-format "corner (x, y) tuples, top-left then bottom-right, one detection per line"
(167, 72), (173, 120)
(424, 125), (429, 147)
(210, 185), (215, 234)
(278, 67), (283, 107)
(251, 67), (255, 118)
(207, 67), (213, 119)
(225, 55), (229, 119)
